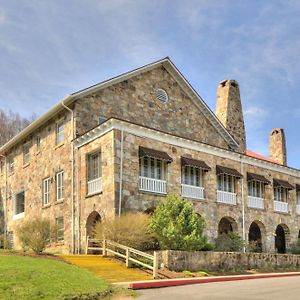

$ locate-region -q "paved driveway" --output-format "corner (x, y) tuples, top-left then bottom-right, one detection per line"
(138, 276), (300, 300)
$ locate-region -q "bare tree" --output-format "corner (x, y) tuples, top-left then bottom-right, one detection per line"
(0, 109), (36, 147)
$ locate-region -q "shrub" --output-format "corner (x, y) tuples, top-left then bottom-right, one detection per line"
(214, 232), (244, 252)
(0, 234), (10, 249)
(149, 194), (208, 251)
(290, 238), (300, 254)
(17, 218), (54, 254)
(94, 212), (157, 251)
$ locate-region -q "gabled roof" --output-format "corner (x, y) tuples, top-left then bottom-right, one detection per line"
(0, 57), (238, 153)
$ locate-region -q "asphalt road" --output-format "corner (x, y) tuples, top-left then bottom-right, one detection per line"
(138, 276), (300, 300)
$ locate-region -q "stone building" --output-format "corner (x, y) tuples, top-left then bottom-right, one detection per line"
(1, 57), (300, 254)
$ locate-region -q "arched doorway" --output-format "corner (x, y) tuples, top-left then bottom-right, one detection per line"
(275, 224), (289, 253)
(248, 221), (264, 252)
(218, 217), (237, 235)
(86, 211), (101, 238)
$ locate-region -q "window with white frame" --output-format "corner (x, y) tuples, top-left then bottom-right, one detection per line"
(23, 143), (30, 165)
(14, 191), (25, 216)
(56, 171), (64, 201)
(182, 166), (203, 187)
(248, 181), (265, 198)
(9, 158), (14, 175)
(274, 187), (288, 202)
(56, 121), (64, 145)
(88, 152), (101, 181)
(139, 157), (165, 180)
(55, 217), (64, 241)
(42, 177), (51, 206)
(217, 174), (235, 193)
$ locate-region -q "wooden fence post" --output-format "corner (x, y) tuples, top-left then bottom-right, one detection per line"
(85, 236), (89, 254)
(102, 239), (107, 256)
(126, 248), (131, 267)
(153, 251), (158, 279)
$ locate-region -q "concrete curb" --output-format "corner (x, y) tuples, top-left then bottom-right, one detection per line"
(117, 272), (300, 289)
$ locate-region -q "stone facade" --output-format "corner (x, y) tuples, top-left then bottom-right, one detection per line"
(1, 59), (300, 255)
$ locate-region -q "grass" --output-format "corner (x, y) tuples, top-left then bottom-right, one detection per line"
(0, 253), (118, 299)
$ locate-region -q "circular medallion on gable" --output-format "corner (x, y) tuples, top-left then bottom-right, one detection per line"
(155, 88), (169, 103)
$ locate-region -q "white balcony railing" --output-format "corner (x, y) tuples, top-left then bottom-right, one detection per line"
(87, 177), (102, 195)
(217, 190), (237, 205)
(139, 176), (167, 194)
(181, 184), (205, 200)
(297, 204), (300, 215)
(248, 196), (264, 209)
(274, 200), (289, 213)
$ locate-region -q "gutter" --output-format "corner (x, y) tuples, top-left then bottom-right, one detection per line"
(61, 100), (76, 253)
(240, 155), (246, 252)
(0, 154), (7, 238)
(118, 129), (124, 216)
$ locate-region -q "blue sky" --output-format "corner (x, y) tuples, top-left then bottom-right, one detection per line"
(1, 1), (300, 167)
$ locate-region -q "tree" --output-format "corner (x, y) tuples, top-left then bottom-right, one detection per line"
(149, 194), (208, 251)
(0, 109), (35, 146)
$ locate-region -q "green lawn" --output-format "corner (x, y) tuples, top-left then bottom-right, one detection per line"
(0, 253), (113, 299)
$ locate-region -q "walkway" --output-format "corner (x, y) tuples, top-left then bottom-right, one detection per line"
(61, 255), (152, 283)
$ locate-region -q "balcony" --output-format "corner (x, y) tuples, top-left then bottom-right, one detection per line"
(87, 177), (102, 195)
(181, 184), (204, 200)
(139, 176), (167, 194)
(297, 204), (300, 215)
(248, 196), (264, 209)
(217, 190), (237, 205)
(274, 200), (289, 213)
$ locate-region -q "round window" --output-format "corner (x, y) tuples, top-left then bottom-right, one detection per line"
(155, 88), (169, 103)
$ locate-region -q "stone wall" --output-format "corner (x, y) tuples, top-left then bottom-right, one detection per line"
(157, 250), (300, 271)
(74, 66), (228, 150)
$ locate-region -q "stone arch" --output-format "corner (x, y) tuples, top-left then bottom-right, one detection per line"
(248, 220), (266, 252)
(218, 217), (238, 235)
(275, 223), (290, 254)
(86, 211), (102, 238)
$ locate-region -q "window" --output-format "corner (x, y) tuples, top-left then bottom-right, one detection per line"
(9, 158), (14, 175)
(88, 152), (101, 181)
(55, 217), (64, 241)
(248, 181), (264, 198)
(56, 122), (64, 145)
(14, 191), (25, 217)
(42, 177), (51, 206)
(297, 191), (300, 205)
(23, 143), (30, 165)
(139, 157), (165, 180)
(98, 116), (107, 125)
(274, 187), (288, 202)
(217, 174), (235, 193)
(0, 159), (5, 175)
(36, 135), (41, 151)
(56, 171), (64, 201)
(182, 166), (203, 187)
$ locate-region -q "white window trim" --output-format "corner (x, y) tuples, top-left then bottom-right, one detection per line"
(23, 143), (30, 165)
(56, 171), (64, 201)
(56, 121), (64, 145)
(139, 157), (166, 180)
(274, 186), (288, 202)
(13, 191), (25, 220)
(182, 166), (204, 187)
(217, 174), (235, 193)
(42, 177), (51, 206)
(56, 217), (64, 241)
(248, 181), (265, 198)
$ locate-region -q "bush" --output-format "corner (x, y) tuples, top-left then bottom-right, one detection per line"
(17, 218), (54, 254)
(149, 194), (208, 251)
(0, 234), (10, 249)
(290, 238), (300, 254)
(94, 212), (157, 251)
(214, 232), (244, 252)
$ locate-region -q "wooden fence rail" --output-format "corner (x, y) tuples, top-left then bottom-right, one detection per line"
(85, 237), (159, 278)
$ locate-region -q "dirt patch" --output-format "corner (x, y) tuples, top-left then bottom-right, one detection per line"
(0, 250), (64, 261)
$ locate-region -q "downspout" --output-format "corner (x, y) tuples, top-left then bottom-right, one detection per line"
(61, 101), (75, 253)
(240, 155), (246, 252)
(118, 129), (124, 216)
(0, 154), (7, 239)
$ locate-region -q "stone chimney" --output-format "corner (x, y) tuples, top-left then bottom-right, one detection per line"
(269, 128), (287, 165)
(216, 80), (246, 153)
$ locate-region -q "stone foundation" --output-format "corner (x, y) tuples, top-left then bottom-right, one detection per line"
(157, 250), (300, 272)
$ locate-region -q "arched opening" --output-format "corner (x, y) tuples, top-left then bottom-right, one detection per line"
(218, 217), (238, 235)
(86, 211), (101, 238)
(248, 221), (264, 252)
(144, 207), (155, 215)
(275, 224), (289, 254)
